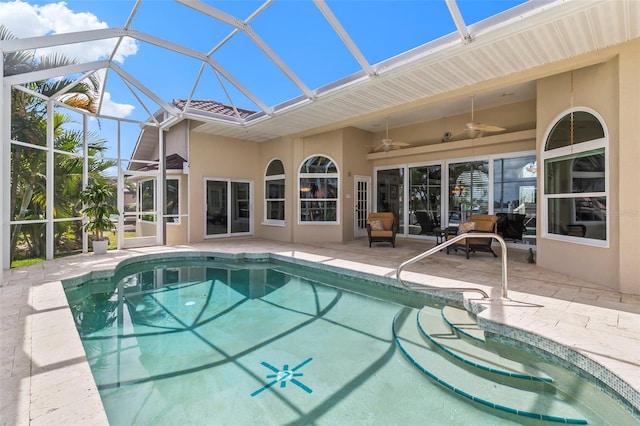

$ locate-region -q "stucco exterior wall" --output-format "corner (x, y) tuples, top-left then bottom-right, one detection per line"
(291, 130), (344, 244)
(340, 127), (375, 241)
(256, 136), (294, 242)
(188, 132), (260, 243)
(166, 40), (638, 294)
(617, 40), (640, 294)
(536, 45), (639, 293)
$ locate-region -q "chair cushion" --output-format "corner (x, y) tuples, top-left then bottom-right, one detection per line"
(457, 221), (476, 235)
(473, 220), (495, 232)
(378, 217), (393, 230)
(369, 219), (385, 231)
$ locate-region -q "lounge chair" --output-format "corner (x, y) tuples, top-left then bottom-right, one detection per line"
(367, 212), (397, 247)
(446, 214), (499, 259)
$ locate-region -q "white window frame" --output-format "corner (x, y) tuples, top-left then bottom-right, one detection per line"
(263, 158), (285, 226)
(165, 175), (181, 225)
(541, 107), (609, 248)
(298, 154), (340, 225)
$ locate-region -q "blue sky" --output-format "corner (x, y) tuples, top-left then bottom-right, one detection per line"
(1, 0), (526, 159)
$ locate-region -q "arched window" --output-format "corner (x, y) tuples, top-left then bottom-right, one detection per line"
(264, 159), (285, 224)
(542, 108), (608, 245)
(298, 155), (339, 223)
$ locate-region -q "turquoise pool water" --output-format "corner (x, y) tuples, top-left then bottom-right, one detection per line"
(64, 257), (633, 425)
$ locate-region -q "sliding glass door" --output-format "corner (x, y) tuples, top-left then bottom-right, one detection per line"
(376, 168), (404, 234)
(409, 165), (441, 235)
(448, 161), (489, 226)
(205, 179), (252, 237)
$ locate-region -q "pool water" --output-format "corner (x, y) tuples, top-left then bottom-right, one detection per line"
(65, 258), (632, 425)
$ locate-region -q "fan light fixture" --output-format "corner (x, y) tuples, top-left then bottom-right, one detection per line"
(372, 118), (410, 152)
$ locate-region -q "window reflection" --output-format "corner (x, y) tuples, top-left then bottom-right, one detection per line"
(299, 156), (339, 222)
(543, 109), (607, 242)
(265, 159), (285, 222)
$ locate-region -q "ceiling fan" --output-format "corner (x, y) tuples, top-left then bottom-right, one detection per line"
(372, 119), (410, 152)
(446, 96), (506, 140)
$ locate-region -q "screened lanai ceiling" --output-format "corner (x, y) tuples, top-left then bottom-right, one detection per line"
(2, 0), (639, 150)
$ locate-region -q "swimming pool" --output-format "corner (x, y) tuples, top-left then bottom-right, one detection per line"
(64, 256), (635, 425)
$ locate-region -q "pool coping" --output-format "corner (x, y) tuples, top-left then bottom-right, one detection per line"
(2, 243), (639, 424)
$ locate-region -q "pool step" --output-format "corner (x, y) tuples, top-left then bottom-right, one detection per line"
(393, 306), (587, 424)
(420, 306), (554, 387)
(441, 305), (485, 342)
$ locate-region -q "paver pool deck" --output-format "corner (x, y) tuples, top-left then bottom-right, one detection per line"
(2, 237), (639, 425)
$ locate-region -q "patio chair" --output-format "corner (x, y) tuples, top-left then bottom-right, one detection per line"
(367, 212), (397, 247)
(446, 214), (498, 259)
(415, 210), (434, 234)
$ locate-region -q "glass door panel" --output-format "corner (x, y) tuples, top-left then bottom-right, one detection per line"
(409, 165), (441, 235)
(231, 182), (250, 233)
(376, 168), (404, 234)
(354, 176), (371, 238)
(448, 161), (489, 226)
(206, 180), (228, 236)
(121, 172), (158, 249)
(206, 179), (251, 237)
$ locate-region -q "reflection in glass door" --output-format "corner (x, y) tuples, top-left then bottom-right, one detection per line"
(206, 179), (252, 237)
(409, 165), (441, 235)
(376, 168), (404, 234)
(354, 175), (371, 238)
(120, 172), (159, 249)
(231, 182), (250, 234)
(448, 161), (489, 226)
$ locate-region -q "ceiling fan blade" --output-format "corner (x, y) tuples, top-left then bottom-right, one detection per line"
(465, 122), (505, 132)
(393, 141), (410, 147)
(480, 124), (506, 132)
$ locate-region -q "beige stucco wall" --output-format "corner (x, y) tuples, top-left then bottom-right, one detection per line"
(383, 99), (537, 148)
(253, 127), (373, 244)
(161, 40), (638, 294)
(188, 132), (260, 243)
(536, 43), (639, 293)
(341, 127), (375, 241)
(291, 130), (344, 244)
(617, 40), (640, 294)
(256, 136), (294, 242)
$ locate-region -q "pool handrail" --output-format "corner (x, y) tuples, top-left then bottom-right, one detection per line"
(396, 232), (509, 300)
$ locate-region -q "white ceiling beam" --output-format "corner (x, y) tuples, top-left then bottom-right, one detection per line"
(206, 0), (273, 55)
(313, 0), (375, 77)
(121, 78), (160, 125)
(445, 0), (473, 44)
(109, 62), (179, 115)
(51, 69), (99, 99)
(175, 0), (314, 100)
(125, 29), (272, 114)
(108, 0), (142, 63)
(3, 60), (111, 85)
(1, 26), (271, 114)
(0, 28), (123, 53)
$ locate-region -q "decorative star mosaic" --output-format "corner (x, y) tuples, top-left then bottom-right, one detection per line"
(251, 357), (313, 397)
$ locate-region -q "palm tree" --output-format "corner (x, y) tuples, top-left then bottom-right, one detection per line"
(3, 25), (109, 262)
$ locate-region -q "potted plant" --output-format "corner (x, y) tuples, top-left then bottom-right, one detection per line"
(80, 181), (119, 255)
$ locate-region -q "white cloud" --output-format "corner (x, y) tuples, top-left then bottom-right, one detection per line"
(99, 91), (135, 118)
(0, 0), (138, 63)
(1, 1), (138, 118)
